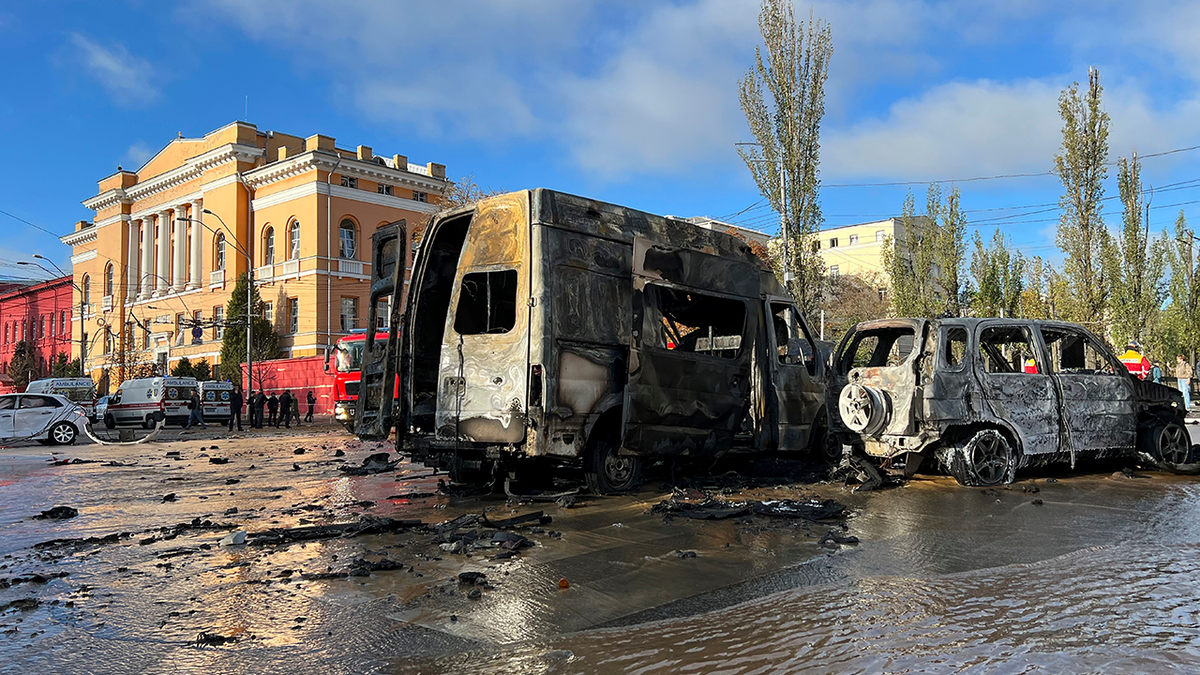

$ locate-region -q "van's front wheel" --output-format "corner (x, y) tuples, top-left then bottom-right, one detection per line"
(584, 435), (642, 494)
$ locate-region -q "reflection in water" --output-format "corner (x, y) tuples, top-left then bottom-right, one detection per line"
(412, 542), (1200, 674)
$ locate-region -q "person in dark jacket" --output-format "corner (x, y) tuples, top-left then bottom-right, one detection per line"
(266, 393), (279, 428)
(185, 391), (206, 429)
(251, 390), (266, 428)
(290, 391), (301, 427)
(229, 388), (244, 432)
(305, 390), (316, 422)
(279, 391), (294, 429)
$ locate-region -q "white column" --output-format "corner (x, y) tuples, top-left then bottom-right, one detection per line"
(172, 206), (186, 292)
(189, 200), (203, 289)
(126, 219), (140, 302)
(140, 215), (155, 298)
(156, 209), (169, 295)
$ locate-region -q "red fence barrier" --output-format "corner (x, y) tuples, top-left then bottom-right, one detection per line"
(241, 356), (336, 415)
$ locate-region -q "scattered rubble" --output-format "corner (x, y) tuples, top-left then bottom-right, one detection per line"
(338, 452), (399, 476)
(34, 506), (78, 520)
(651, 497), (847, 522)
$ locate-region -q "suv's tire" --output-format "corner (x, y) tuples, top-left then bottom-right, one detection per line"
(950, 428), (1016, 487)
(48, 422), (77, 446)
(1147, 422), (1190, 464)
(839, 384), (888, 435)
(584, 434), (643, 494)
(104, 414), (116, 429)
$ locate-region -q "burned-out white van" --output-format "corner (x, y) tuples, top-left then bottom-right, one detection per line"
(354, 189), (827, 493)
(104, 377), (198, 428)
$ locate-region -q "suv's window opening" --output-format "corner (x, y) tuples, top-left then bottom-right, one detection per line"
(979, 325), (1039, 374)
(454, 269), (519, 335)
(1041, 328), (1117, 375)
(845, 327), (915, 370)
(771, 302), (817, 374)
(646, 284), (745, 358)
(20, 395), (59, 409)
(0, 396), (16, 410)
(944, 327), (968, 368)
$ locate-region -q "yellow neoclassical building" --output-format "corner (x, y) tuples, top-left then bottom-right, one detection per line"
(62, 121), (448, 388)
(816, 216), (940, 284)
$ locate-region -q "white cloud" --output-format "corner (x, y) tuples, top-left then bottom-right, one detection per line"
(70, 34), (158, 106)
(124, 141), (154, 169)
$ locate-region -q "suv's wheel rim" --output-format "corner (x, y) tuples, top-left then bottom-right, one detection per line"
(1159, 424), (1189, 464)
(604, 451), (635, 489)
(970, 432), (1010, 485)
(52, 424), (74, 444)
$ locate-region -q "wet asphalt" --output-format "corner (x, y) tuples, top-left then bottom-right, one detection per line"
(1, 422), (1200, 674)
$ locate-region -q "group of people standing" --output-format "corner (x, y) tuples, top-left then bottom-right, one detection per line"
(239, 389), (317, 430)
(186, 387), (318, 431)
(1119, 342), (1195, 410)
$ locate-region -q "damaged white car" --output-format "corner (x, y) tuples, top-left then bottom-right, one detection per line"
(0, 393), (86, 446)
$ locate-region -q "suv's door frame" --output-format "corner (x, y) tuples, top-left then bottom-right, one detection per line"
(972, 320), (1063, 457)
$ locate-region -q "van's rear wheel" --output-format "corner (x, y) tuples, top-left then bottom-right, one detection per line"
(104, 414), (116, 429)
(143, 415), (155, 430)
(584, 435), (642, 494)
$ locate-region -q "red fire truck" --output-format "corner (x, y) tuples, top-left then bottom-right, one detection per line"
(325, 330), (389, 431)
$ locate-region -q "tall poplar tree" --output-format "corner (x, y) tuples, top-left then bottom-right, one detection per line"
(969, 230), (1025, 318)
(1109, 152), (1166, 343)
(1054, 68), (1111, 328)
(737, 0), (832, 314)
(1163, 211), (1200, 365)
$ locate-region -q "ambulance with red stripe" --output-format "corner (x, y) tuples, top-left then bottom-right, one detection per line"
(103, 377), (199, 429)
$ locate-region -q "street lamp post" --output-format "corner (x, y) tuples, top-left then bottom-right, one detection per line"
(177, 213), (254, 392)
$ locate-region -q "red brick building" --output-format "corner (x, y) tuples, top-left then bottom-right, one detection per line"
(0, 276), (76, 392)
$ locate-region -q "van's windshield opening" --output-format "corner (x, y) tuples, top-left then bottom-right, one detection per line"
(454, 270), (518, 335)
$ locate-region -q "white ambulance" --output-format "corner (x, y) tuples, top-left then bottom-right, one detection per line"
(104, 377), (199, 428)
(199, 381), (235, 423)
(25, 378), (97, 422)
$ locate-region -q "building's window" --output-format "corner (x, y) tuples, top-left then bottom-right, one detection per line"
(192, 311), (203, 344)
(143, 325), (150, 349)
(104, 264), (114, 297)
(82, 276), (91, 305)
(830, 265), (840, 278)
(60, 311), (66, 336)
(288, 298), (299, 334)
(340, 175), (358, 189)
(49, 315), (54, 337)
(849, 234), (859, 245)
(39, 316), (45, 339)
(375, 298), (389, 331)
(175, 314), (184, 346)
(339, 219), (357, 259)
(811, 240), (820, 252)
(104, 331), (113, 354)
(340, 296), (358, 332)
(412, 190), (428, 203)
(263, 302), (273, 325)
(20, 321), (25, 341)
(829, 238), (839, 248)
(288, 220), (301, 260)
(213, 307), (224, 339)
(3, 323), (8, 344)
(263, 227), (275, 265)
(875, 230), (886, 242)
(215, 233), (226, 271)
(377, 183), (394, 196)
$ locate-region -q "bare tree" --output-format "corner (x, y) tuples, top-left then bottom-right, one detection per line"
(737, 0), (833, 314)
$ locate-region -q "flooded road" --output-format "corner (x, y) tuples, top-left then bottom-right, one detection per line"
(2, 424), (1200, 674)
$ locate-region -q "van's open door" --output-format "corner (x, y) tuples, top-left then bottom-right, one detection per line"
(622, 237), (758, 456)
(354, 220), (406, 441)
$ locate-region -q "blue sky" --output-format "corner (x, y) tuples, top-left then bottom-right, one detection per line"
(2, 0), (1200, 281)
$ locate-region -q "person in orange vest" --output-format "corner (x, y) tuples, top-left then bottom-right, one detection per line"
(1118, 341), (1151, 379)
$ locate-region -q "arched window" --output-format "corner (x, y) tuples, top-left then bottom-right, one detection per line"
(39, 316), (45, 339)
(82, 275), (91, 305)
(263, 227), (275, 265)
(104, 263), (114, 297)
(288, 220), (301, 260)
(339, 219), (357, 259)
(215, 233), (226, 271)
(59, 311), (66, 335)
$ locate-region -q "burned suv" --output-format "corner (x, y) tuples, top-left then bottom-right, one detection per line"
(829, 318), (1189, 486)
